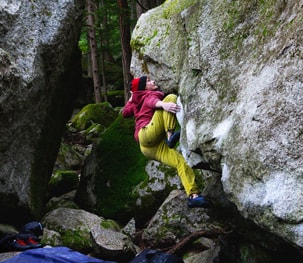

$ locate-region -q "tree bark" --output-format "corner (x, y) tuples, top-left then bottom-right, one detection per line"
(117, 0), (132, 103)
(98, 0), (108, 102)
(87, 0), (102, 103)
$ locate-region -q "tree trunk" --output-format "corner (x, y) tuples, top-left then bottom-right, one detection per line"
(98, 0), (108, 102)
(117, 0), (132, 103)
(87, 0), (102, 103)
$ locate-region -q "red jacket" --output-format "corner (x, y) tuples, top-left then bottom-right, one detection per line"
(122, 90), (164, 141)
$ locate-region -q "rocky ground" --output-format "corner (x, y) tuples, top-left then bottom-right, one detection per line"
(0, 190), (226, 263)
(0, 121), (227, 263)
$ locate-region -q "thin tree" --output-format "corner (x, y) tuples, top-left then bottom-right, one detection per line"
(87, 0), (102, 103)
(97, 0), (108, 102)
(117, 0), (132, 103)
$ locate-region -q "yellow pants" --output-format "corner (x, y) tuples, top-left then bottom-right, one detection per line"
(138, 94), (199, 196)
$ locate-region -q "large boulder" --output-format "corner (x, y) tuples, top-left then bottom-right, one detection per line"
(141, 190), (212, 248)
(0, 0), (85, 221)
(42, 207), (136, 261)
(130, 0), (303, 253)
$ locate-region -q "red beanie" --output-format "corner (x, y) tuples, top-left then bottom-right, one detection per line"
(130, 76), (147, 92)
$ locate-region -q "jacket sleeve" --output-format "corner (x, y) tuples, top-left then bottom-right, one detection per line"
(122, 101), (134, 118)
(145, 92), (162, 108)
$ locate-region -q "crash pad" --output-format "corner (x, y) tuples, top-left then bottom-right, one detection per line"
(1, 246), (117, 263)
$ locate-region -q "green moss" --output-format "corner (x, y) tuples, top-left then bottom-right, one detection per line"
(162, 0), (198, 19)
(130, 37), (145, 53)
(71, 102), (117, 131)
(130, 29), (158, 54)
(107, 90), (124, 97)
(49, 170), (77, 184)
(61, 229), (91, 252)
(84, 123), (106, 140)
(130, 0), (198, 54)
(218, 0), (285, 59)
(101, 219), (121, 231)
(48, 170), (79, 197)
(94, 115), (148, 221)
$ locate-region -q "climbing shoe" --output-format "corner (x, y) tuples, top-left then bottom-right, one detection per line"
(187, 195), (212, 208)
(166, 130), (180, 148)
(10, 239), (32, 251)
(10, 234), (42, 250)
(26, 235), (43, 248)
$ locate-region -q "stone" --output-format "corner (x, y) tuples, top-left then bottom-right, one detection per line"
(0, 0), (85, 221)
(130, 0), (303, 251)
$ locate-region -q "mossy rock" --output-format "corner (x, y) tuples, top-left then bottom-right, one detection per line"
(101, 219), (121, 231)
(71, 102), (117, 131)
(48, 170), (79, 197)
(61, 229), (91, 253)
(84, 123), (106, 140)
(40, 229), (62, 247)
(92, 115), (149, 223)
(55, 141), (85, 170)
(41, 228), (91, 253)
(46, 196), (79, 213)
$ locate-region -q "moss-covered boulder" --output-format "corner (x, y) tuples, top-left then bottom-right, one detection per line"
(48, 170), (79, 197)
(42, 207), (136, 259)
(42, 208), (103, 253)
(53, 102), (119, 199)
(75, 114), (149, 224)
(71, 102), (117, 132)
(55, 138), (86, 171)
(45, 191), (79, 213)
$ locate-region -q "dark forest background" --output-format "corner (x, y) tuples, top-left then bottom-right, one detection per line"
(80, 0), (165, 106)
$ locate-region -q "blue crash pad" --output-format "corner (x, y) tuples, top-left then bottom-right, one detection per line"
(1, 246), (117, 263)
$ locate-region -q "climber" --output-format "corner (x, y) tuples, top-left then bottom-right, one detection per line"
(122, 76), (212, 208)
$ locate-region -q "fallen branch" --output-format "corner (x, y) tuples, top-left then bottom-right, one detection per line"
(162, 226), (228, 255)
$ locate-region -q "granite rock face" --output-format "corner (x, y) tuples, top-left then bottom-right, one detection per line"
(130, 0), (303, 250)
(0, 0), (85, 220)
